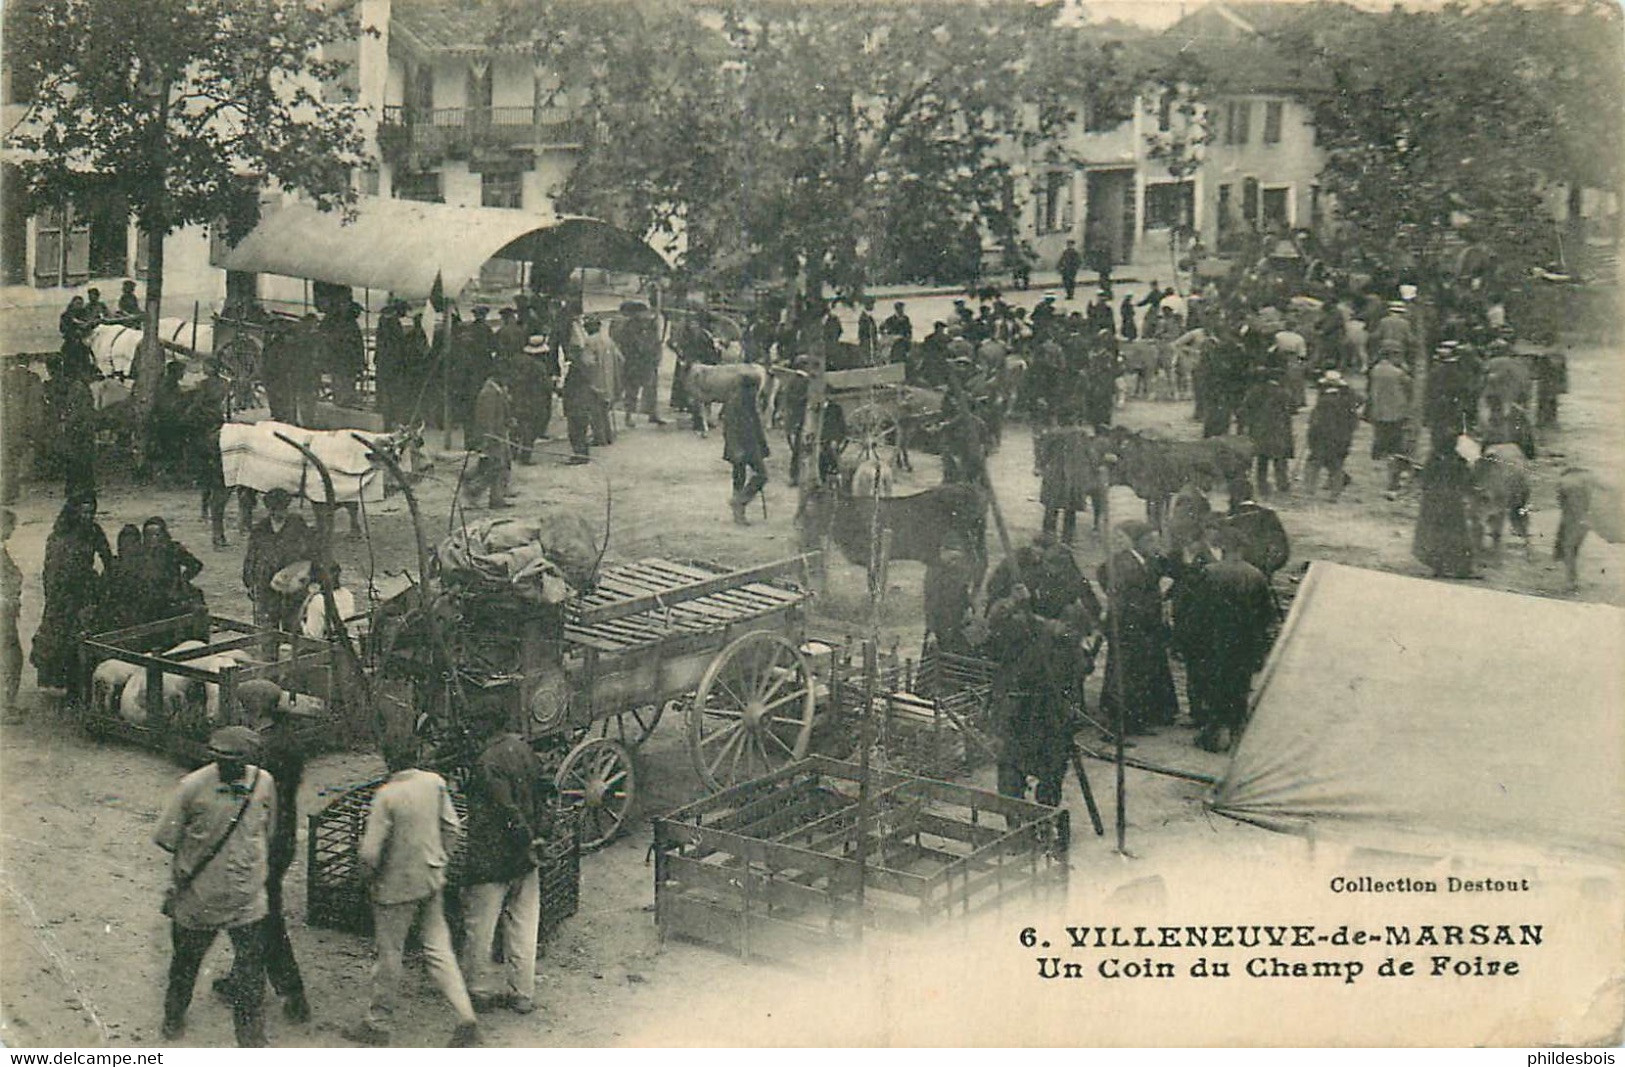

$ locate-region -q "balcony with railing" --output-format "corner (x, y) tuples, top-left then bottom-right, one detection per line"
(379, 105), (589, 165)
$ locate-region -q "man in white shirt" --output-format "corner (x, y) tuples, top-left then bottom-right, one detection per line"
(155, 726), (277, 1046)
(348, 737), (478, 1048)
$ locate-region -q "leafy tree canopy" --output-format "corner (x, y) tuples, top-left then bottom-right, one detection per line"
(1263, 0), (1623, 278)
(6, 0), (366, 235)
(497, 0), (1139, 292)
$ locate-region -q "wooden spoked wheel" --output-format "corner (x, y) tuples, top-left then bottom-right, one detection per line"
(215, 334), (264, 413)
(555, 737), (636, 851)
(688, 631), (816, 792)
(597, 699), (675, 746)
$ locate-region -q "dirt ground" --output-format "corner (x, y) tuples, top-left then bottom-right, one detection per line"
(2, 289), (1621, 1048)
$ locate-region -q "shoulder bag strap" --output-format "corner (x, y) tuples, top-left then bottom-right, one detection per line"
(173, 768), (261, 897)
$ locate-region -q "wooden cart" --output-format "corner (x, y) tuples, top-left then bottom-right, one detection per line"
(390, 552), (831, 851)
(79, 613), (343, 763)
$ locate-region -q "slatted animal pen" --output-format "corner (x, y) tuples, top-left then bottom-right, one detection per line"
(819, 639), (999, 780)
(653, 757), (1069, 960)
(875, 645), (999, 780)
(80, 613), (343, 762)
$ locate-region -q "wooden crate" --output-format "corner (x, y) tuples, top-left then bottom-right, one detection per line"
(307, 778), (580, 939)
(653, 757), (1068, 961)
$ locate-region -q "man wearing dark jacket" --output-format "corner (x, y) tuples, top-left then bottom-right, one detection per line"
(1057, 240), (1082, 301)
(1097, 522), (1179, 736)
(981, 568), (1095, 806)
(1239, 370), (1295, 496)
(1304, 371), (1360, 500)
(242, 489), (313, 634)
(459, 714), (556, 1017)
(1173, 532), (1275, 752)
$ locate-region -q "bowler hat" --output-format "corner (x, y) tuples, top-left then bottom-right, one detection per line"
(524, 335), (549, 354)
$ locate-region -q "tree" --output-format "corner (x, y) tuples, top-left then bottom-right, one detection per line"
(499, 0), (1135, 293)
(6, 0), (365, 413)
(1141, 67), (1211, 293)
(1267, 2), (1621, 284)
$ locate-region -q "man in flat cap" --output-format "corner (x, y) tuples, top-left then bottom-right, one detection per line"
(217, 680), (312, 1024)
(154, 725), (277, 1046)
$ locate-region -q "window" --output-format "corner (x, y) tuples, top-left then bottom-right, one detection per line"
(481, 170), (523, 209)
(1039, 170), (1070, 235)
(1084, 102), (1121, 133)
(1263, 101), (1284, 145)
(1217, 183), (1233, 235)
(1242, 177), (1260, 226)
(1157, 92), (1172, 132)
(394, 171), (443, 203)
(1225, 100), (1251, 145)
(1, 164), (27, 285)
(407, 65), (434, 116)
(1262, 186), (1290, 230)
(1144, 182), (1194, 230)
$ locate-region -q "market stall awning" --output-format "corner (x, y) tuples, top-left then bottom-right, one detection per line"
(218, 196), (668, 299)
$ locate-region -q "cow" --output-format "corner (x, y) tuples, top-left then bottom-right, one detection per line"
(1032, 426), (1109, 544)
(844, 441), (894, 498)
(1553, 467), (1623, 591)
(797, 482), (988, 593)
(1105, 429), (1254, 528)
(683, 362), (769, 436)
(1474, 442), (1532, 559)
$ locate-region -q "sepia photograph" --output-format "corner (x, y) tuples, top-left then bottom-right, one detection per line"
(0, 0), (1621, 1050)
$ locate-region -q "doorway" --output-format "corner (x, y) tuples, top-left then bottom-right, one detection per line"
(1085, 169), (1133, 267)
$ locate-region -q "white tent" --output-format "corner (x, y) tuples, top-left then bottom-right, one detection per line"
(1211, 562), (1625, 860)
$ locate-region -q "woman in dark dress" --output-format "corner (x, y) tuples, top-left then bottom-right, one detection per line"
(137, 517), (206, 638)
(101, 524), (146, 633)
(31, 490), (112, 694)
(1413, 437), (1478, 579)
(1096, 520), (1180, 736)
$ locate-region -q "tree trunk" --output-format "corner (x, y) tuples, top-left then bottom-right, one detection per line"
(133, 223), (166, 412)
(133, 82), (171, 437)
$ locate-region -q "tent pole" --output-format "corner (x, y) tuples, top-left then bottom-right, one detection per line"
(1100, 462), (1128, 856)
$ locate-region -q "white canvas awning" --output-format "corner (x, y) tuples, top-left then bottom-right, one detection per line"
(218, 196), (668, 299)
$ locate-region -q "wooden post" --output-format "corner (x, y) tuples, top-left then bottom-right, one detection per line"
(801, 334), (830, 590)
(190, 301), (199, 357)
(1099, 462), (1128, 855)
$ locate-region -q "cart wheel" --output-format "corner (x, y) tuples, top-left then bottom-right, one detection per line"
(555, 737), (636, 851)
(688, 630), (816, 792)
(215, 334), (264, 412)
(598, 699), (674, 746)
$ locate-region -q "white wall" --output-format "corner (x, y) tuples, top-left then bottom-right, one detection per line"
(442, 163), (481, 208)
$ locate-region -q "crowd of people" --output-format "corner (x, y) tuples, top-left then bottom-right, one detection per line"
(4, 227), (1594, 1049)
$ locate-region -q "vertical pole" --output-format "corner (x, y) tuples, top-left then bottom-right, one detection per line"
(441, 319), (453, 451)
(1099, 463), (1127, 855)
(190, 301), (199, 357)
